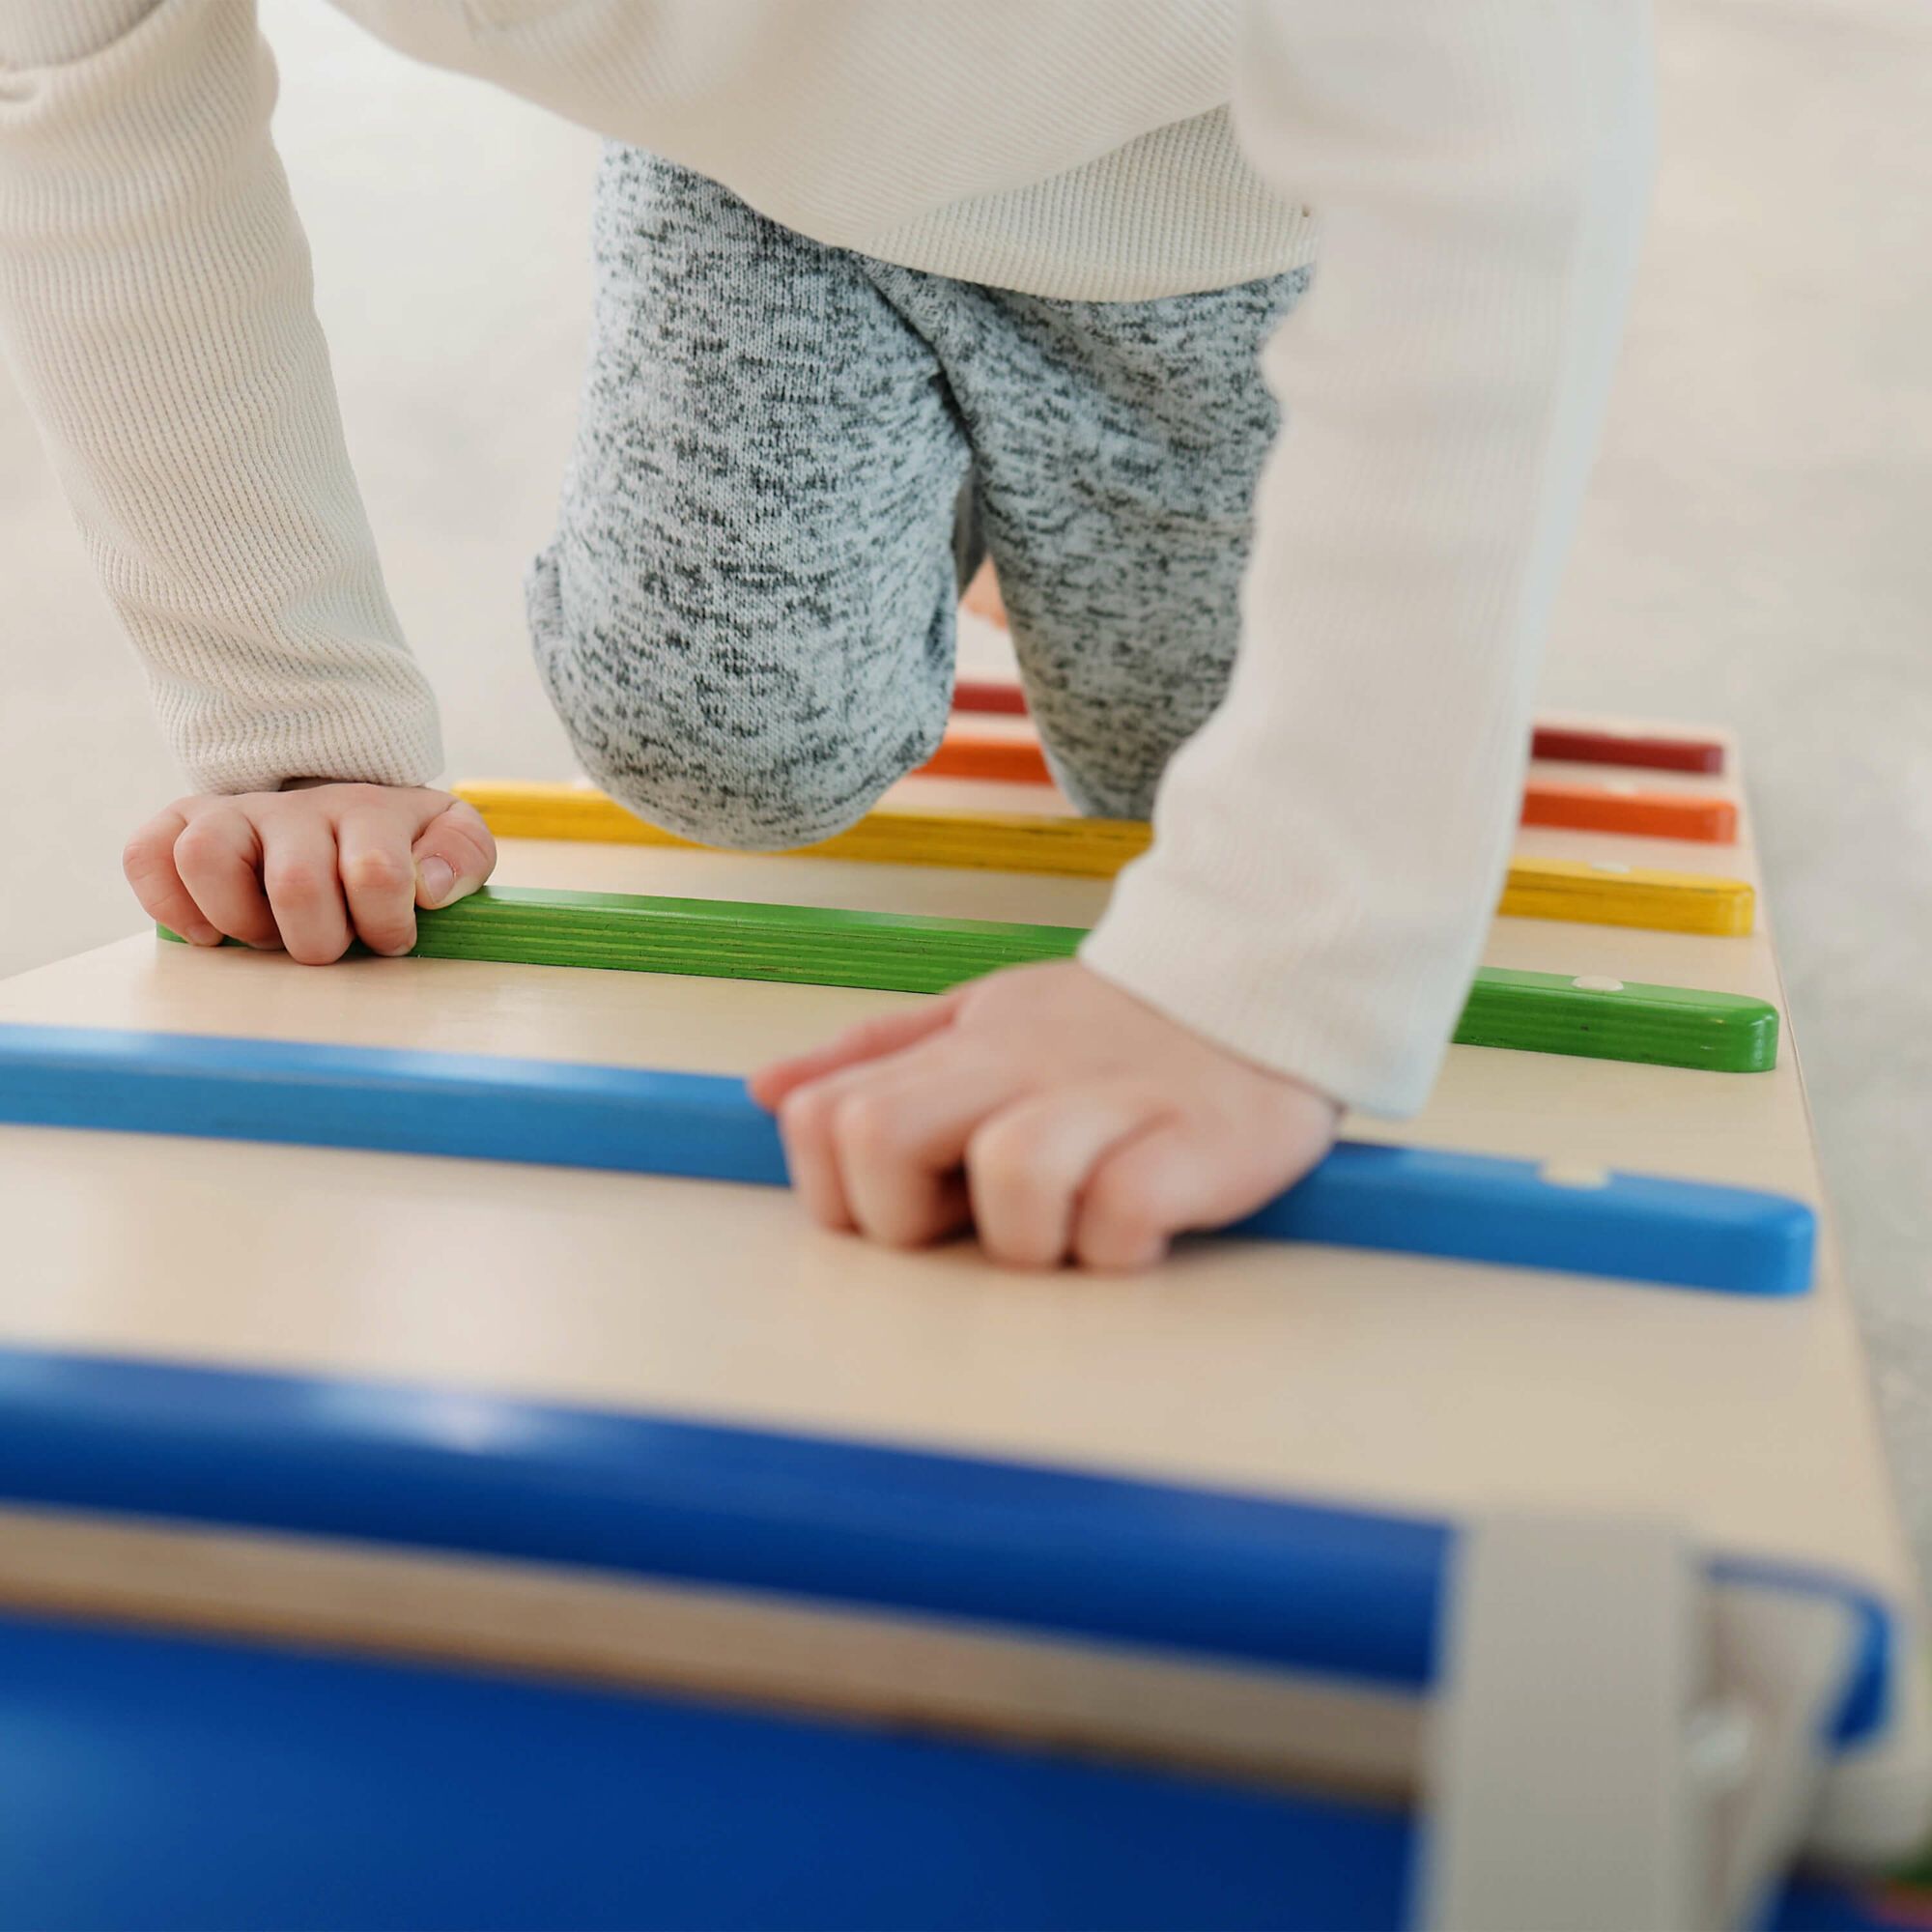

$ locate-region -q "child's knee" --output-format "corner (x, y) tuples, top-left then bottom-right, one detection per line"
(589, 726), (913, 853)
(526, 546), (934, 850)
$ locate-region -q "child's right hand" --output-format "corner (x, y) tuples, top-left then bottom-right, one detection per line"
(123, 782), (497, 963)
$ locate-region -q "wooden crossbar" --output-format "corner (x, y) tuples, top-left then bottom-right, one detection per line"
(921, 731), (1736, 842)
(160, 888), (1779, 1072)
(1518, 780), (1735, 842)
(454, 783), (1150, 878)
(947, 683), (1727, 775)
(0, 1024), (1814, 1293)
(451, 783), (1756, 935)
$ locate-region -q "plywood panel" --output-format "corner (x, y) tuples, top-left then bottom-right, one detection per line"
(0, 738), (1919, 1854)
(0, 769), (1886, 1542)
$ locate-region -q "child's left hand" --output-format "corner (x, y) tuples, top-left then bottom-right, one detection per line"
(750, 960), (1340, 1271)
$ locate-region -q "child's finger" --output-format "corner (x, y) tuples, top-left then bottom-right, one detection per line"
(336, 809), (420, 957)
(1073, 1116), (1321, 1272)
(171, 809), (280, 950)
(749, 994), (965, 1112)
(123, 810), (221, 946)
(775, 1040), (1000, 1238)
(773, 1078), (859, 1233)
(260, 813), (353, 965)
(1071, 1125), (1192, 1270)
(411, 800), (497, 912)
(964, 1083), (1170, 1269)
(821, 1056), (1018, 1249)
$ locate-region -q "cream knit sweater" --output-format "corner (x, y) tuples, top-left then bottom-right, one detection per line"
(0, 1), (1653, 1115)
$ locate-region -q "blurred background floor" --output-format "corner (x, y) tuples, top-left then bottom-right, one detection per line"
(3, 3), (1928, 1571)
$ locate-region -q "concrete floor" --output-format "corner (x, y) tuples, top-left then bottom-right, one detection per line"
(3, 4), (1928, 1570)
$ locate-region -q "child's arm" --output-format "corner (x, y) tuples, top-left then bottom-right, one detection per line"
(2, 2), (473, 952)
(757, 0), (1654, 1264)
(1087, 0), (1656, 1112)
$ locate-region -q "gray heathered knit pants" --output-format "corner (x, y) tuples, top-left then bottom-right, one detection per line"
(527, 145), (1311, 847)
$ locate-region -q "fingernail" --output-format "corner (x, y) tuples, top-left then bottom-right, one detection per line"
(186, 923), (222, 947)
(416, 858), (456, 908)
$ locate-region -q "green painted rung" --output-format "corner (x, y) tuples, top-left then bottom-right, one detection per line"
(159, 887), (1778, 1072)
(417, 885), (1076, 994)
(1458, 966), (1776, 1073)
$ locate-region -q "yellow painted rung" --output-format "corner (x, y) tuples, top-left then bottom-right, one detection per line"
(452, 781), (1149, 878)
(453, 781), (1755, 935)
(1498, 855), (1754, 936)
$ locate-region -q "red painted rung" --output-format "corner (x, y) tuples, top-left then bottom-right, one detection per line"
(1529, 725), (1725, 775)
(952, 682), (1727, 779)
(952, 678), (1029, 717)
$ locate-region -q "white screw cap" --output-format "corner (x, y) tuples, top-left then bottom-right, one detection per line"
(1539, 1161), (1612, 1190)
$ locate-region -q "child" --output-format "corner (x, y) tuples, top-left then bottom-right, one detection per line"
(0, 2), (1653, 1268)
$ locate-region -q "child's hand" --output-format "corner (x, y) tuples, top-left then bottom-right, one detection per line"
(124, 782), (496, 963)
(751, 960), (1340, 1271)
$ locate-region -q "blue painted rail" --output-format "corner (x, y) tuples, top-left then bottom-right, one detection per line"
(0, 1023), (1814, 1294)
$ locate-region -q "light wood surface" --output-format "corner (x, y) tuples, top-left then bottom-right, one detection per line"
(0, 770), (1882, 1543)
(0, 1504), (1421, 1801)
(0, 757), (1923, 1853)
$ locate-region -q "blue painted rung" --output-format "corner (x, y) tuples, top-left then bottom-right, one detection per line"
(0, 1024), (1813, 1295)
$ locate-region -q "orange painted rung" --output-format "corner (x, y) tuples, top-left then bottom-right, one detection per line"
(1520, 780), (1737, 844)
(924, 727), (1737, 843)
(920, 732), (1053, 786)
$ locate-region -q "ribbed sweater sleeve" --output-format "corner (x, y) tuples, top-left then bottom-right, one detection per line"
(0, 0), (1652, 1116)
(0, 0), (441, 793)
(1081, 0), (1655, 1115)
